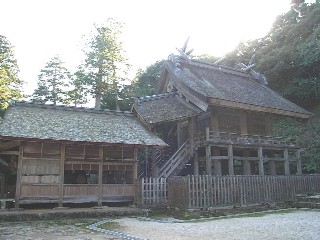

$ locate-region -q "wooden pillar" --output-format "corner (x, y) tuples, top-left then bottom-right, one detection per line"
(58, 144), (65, 207)
(296, 150), (302, 175)
(151, 148), (158, 177)
(0, 174), (4, 198)
(212, 112), (219, 133)
(228, 145), (234, 175)
(133, 148), (138, 180)
(284, 148), (290, 176)
(14, 145), (23, 208)
(177, 121), (182, 148)
(206, 145), (212, 175)
(243, 150), (251, 175)
(194, 150), (199, 175)
(268, 160), (277, 175)
(98, 146), (103, 206)
(240, 112), (248, 135)
(265, 115), (272, 136)
(258, 147), (264, 176)
(188, 117), (195, 155)
(213, 148), (222, 175)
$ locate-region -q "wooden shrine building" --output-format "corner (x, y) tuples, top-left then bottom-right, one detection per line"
(133, 52), (313, 178)
(0, 102), (166, 207)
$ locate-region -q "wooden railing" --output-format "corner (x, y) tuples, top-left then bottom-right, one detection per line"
(198, 128), (297, 148)
(158, 140), (191, 178)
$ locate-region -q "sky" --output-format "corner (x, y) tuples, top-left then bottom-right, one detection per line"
(0, 0), (294, 96)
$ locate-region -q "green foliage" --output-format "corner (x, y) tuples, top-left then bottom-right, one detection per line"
(0, 35), (22, 112)
(66, 67), (89, 106)
(223, 3), (320, 105)
(31, 56), (71, 105)
(273, 106), (320, 173)
(80, 18), (129, 110)
(131, 60), (166, 97)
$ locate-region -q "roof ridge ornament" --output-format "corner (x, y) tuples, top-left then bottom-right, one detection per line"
(238, 54), (268, 85)
(169, 37), (194, 67)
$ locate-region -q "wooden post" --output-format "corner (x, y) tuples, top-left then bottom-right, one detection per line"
(212, 112), (219, 133)
(268, 161), (277, 176)
(205, 127), (212, 175)
(58, 144), (65, 207)
(177, 121), (182, 148)
(243, 150), (251, 175)
(228, 145), (234, 175)
(98, 146), (103, 206)
(258, 147), (264, 176)
(240, 112), (248, 135)
(213, 147), (222, 175)
(265, 114), (272, 136)
(188, 117), (195, 156)
(133, 148), (138, 180)
(206, 145), (212, 175)
(296, 150), (302, 175)
(194, 150), (199, 175)
(0, 174), (4, 198)
(14, 145), (23, 208)
(151, 148), (158, 177)
(284, 148), (290, 176)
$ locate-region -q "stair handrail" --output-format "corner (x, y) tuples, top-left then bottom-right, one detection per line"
(158, 140), (190, 178)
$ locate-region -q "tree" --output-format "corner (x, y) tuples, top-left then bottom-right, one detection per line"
(31, 56), (71, 105)
(81, 19), (129, 110)
(0, 35), (22, 112)
(66, 67), (89, 107)
(131, 60), (166, 97)
(223, 3), (320, 106)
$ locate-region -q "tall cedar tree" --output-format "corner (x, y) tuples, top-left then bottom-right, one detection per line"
(0, 35), (22, 112)
(82, 19), (129, 110)
(32, 56), (70, 105)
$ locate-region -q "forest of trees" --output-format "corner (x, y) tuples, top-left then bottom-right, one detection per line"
(0, 2), (319, 172)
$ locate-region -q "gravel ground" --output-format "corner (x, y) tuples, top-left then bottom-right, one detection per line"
(0, 209), (319, 240)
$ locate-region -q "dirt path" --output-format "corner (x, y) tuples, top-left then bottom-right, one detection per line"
(0, 209), (319, 240)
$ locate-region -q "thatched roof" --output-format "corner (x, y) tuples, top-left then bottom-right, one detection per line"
(133, 93), (202, 126)
(159, 59), (312, 119)
(0, 102), (167, 147)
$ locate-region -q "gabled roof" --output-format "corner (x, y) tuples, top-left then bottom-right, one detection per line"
(159, 59), (313, 119)
(0, 102), (167, 147)
(133, 93), (202, 127)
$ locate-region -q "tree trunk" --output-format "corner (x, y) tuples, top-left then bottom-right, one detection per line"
(95, 92), (102, 109)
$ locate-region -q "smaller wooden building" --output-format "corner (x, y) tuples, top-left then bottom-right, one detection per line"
(133, 53), (313, 178)
(0, 102), (166, 207)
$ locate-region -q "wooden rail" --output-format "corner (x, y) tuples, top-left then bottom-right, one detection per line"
(198, 128), (298, 149)
(158, 140), (190, 178)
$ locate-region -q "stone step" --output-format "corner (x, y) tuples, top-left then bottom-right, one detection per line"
(294, 202), (320, 209)
(296, 195), (320, 203)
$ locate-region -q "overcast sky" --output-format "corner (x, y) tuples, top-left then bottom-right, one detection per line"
(0, 0), (293, 95)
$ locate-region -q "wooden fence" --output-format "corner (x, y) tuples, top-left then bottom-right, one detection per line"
(135, 177), (167, 205)
(136, 175), (320, 208)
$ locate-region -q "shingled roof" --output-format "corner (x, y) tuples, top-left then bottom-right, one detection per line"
(161, 59), (313, 119)
(133, 93), (203, 127)
(0, 102), (167, 147)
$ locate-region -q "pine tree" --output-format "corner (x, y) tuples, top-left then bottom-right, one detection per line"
(32, 56), (71, 105)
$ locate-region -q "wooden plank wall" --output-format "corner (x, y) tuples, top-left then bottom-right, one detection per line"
(172, 175), (320, 209)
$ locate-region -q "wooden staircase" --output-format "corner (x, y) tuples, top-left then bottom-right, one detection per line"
(158, 140), (192, 178)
